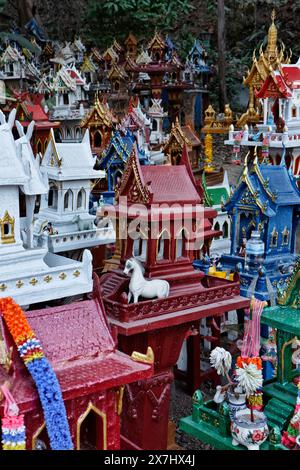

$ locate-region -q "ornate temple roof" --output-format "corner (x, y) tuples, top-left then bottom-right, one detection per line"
(244, 10), (291, 87)
(224, 154), (300, 216)
(99, 129), (137, 169)
(81, 94), (116, 129)
(117, 145), (201, 205)
(42, 129), (103, 180)
(147, 31), (166, 51)
(256, 62), (300, 99)
(164, 118), (201, 152)
(136, 49), (152, 65)
(0, 295), (152, 407)
(1, 44), (25, 64)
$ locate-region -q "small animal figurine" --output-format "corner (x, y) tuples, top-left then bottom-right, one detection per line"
(124, 258), (170, 304)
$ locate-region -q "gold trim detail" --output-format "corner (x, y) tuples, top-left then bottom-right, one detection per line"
(76, 402), (107, 450)
(30, 278), (38, 286)
(32, 422), (46, 450)
(44, 275), (53, 283)
(59, 273), (67, 281)
(0, 211), (15, 245)
(73, 270), (81, 278)
(16, 280), (24, 289)
(116, 385), (125, 416)
(131, 346), (154, 364)
(0, 284), (7, 292)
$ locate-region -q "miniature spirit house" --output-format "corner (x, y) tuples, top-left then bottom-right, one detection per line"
(34, 129), (115, 254)
(99, 146), (248, 450)
(0, 285), (152, 450)
(0, 110), (93, 307)
(221, 154), (300, 301)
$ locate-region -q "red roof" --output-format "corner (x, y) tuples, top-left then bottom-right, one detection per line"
(256, 65), (300, 99)
(141, 165), (201, 204)
(0, 297), (151, 411)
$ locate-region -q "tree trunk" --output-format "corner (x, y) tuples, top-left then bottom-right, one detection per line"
(217, 0), (227, 111)
(15, 0), (42, 28)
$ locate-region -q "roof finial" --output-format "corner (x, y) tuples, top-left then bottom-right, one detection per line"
(271, 9), (276, 23)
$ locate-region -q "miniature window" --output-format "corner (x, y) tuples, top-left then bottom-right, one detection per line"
(77, 189), (86, 210)
(94, 131), (102, 148)
(63, 93), (69, 105)
(214, 222), (221, 240)
(270, 227), (278, 247)
(133, 238), (147, 261)
(0, 211), (15, 244)
(48, 183), (58, 210)
(282, 227), (289, 246)
(157, 230), (170, 261)
(77, 404), (106, 450)
(292, 105), (297, 118)
(185, 73), (191, 82)
(114, 81), (120, 92)
(37, 140), (42, 154)
(152, 119), (158, 132)
(155, 52), (160, 62)
(223, 221), (229, 239)
(176, 228), (189, 259)
(64, 190), (73, 211)
(19, 190), (27, 218)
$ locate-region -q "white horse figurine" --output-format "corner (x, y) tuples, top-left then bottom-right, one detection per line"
(124, 258), (170, 304)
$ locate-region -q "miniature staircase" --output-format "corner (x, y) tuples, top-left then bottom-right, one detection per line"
(101, 274), (126, 297)
(263, 382), (297, 430)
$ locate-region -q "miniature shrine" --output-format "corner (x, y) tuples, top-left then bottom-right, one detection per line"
(217, 152), (300, 302)
(33, 129), (115, 256)
(179, 259), (300, 451)
(98, 146), (249, 450)
(0, 109), (93, 307)
(0, 284), (152, 450)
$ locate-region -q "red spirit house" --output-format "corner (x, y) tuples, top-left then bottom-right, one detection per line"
(99, 147), (249, 450)
(0, 280), (152, 450)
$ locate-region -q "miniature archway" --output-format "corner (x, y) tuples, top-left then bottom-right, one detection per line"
(214, 222), (221, 240)
(222, 221), (229, 239)
(48, 182), (58, 210)
(77, 188), (86, 210)
(37, 139), (42, 154)
(64, 189), (74, 211)
(77, 402), (107, 450)
(32, 422), (51, 450)
(157, 229), (171, 261)
(152, 119), (158, 132)
(176, 227), (190, 259)
(94, 130), (102, 148)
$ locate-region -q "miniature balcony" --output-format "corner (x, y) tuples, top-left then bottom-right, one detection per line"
(0, 249), (93, 307)
(226, 128), (300, 148)
(101, 272), (241, 323)
(48, 227), (116, 253)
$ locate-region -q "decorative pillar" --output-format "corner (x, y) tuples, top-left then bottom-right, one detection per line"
(230, 211), (238, 255)
(276, 329), (293, 384)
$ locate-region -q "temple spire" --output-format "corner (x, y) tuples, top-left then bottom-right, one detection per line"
(267, 9), (278, 59)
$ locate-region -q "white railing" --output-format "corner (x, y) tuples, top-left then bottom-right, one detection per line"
(49, 227), (115, 250)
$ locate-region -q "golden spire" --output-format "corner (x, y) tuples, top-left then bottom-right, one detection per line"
(267, 9), (278, 59)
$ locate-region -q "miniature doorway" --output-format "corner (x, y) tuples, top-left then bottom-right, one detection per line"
(77, 403), (107, 450)
(32, 423), (51, 450)
(94, 130), (102, 148)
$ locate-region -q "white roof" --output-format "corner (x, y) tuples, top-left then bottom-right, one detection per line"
(42, 129), (105, 180)
(0, 110), (28, 186)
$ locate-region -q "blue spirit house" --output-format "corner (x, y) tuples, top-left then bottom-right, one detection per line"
(219, 153), (300, 302)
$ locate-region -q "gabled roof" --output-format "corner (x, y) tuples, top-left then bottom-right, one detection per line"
(256, 62), (300, 99)
(1, 45), (24, 63)
(103, 46), (119, 62)
(42, 129), (104, 180)
(108, 63), (128, 81)
(147, 31), (166, 51)
(224, 155), (300, 216)
(81, 55), (96, 73)
(0, 110), (28, 186)
(125, 33), (138, 46)
(117, 145), (201, 205)
(81, 95), (115, 128)
(164, 119), (201, 151)
(136, 49), (152, 65)
(99, 129), (135, 169)
(0, 295), (152, 405)
(147, 98), (167, 118)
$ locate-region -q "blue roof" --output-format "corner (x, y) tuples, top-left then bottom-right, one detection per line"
(187, 39), (211, 73)
(100, 129), (149, 169)
(224, 162), (300, 217)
